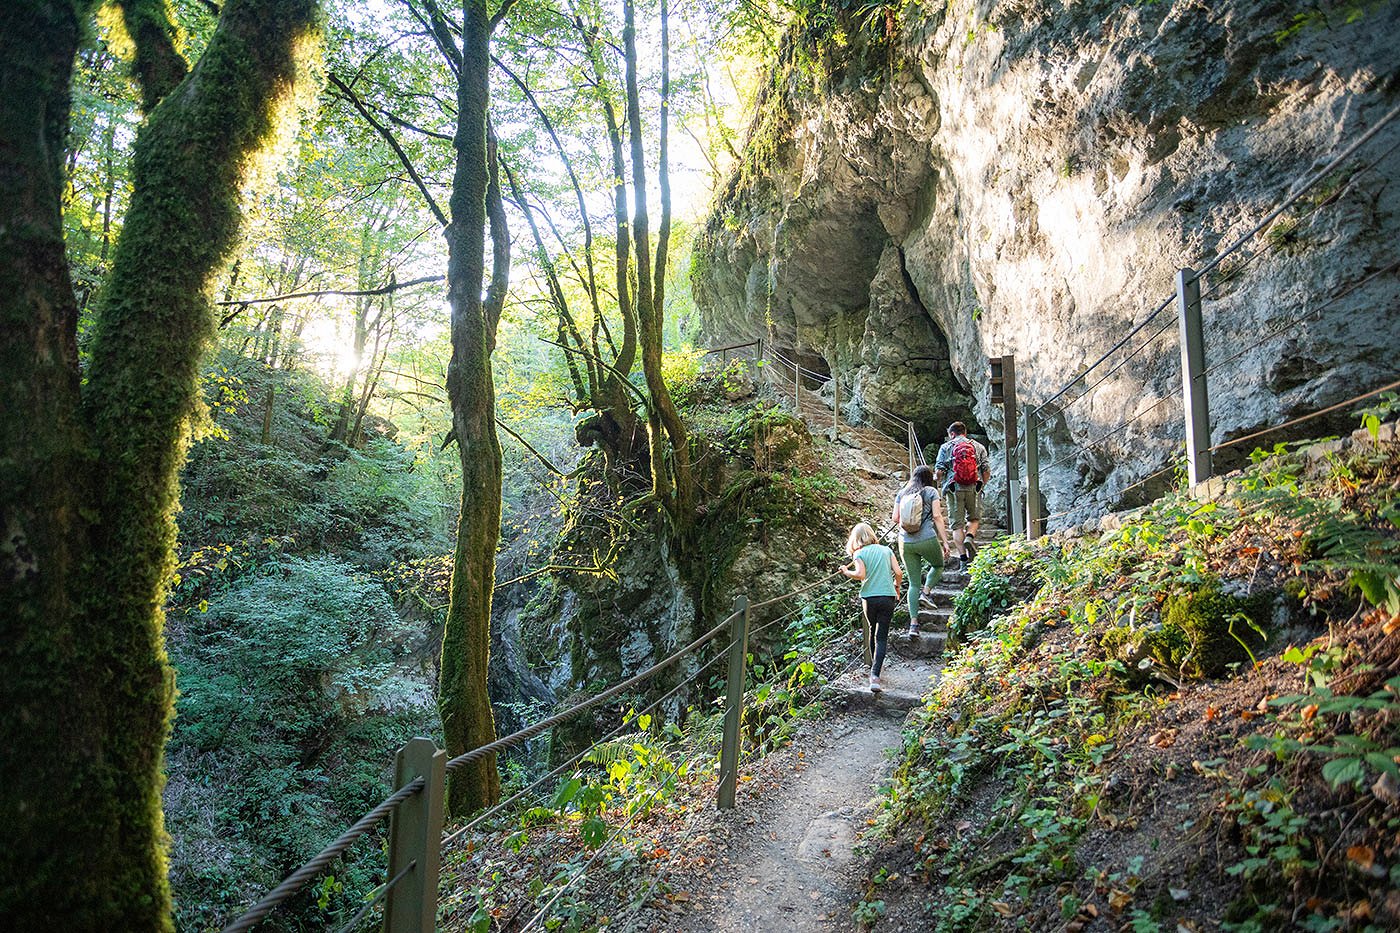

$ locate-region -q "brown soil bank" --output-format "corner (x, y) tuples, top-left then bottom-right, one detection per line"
(861, 425), (1400, 932)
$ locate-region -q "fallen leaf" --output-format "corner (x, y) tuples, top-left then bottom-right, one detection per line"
(1349, 899), (1372, 920)
(1080, 902), (1099, 918)
(1108, 889), (1133, 912)
(1169, 887), (1190, 902)
(1347, 845), (1376, 872)
(1203, 706), (1219, 721)
(992, 901), (1014, 916)
(1165, 764), (1179, 780)
(1301, 704), (1318, 722)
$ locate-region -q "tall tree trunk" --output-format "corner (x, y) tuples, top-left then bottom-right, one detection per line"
(622, 0), (693, 523)
(1, 1), (322, 926)
(0, 0), (100, 918)
(440, 0), (505, 815)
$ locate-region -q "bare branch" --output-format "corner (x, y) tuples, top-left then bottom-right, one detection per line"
(217, 273), (444, 306)
(329, 72), (449, 227)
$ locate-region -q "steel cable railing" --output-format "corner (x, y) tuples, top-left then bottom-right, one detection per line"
(1043, 392), (1180, 472)
(762, 344), (928, 470)
(221, 613), (735, 931)
(1206, 377), (1400, 457)
(1032, 294), (1176, 419)
(331, 860), (417, 933)
(223, 781), (429, 932)
(1020, 102), (1400, 536)
(1202, 257), (1400, 381)
(1192, 101), (1400, 284)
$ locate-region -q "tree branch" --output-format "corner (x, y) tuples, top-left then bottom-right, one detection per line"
(329, 72), (449, 227)
(216, 273), (443, 306)
(115, 0), (189, 112)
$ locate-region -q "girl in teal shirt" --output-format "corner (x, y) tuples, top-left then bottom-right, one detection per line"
(841, 522), (902, 692)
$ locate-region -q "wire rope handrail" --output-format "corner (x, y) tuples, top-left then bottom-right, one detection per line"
(1030, 103), (1400, 428)
(332, 860), (417, 933)
(223, 781), (428, 932)
(1206, 378), (1400, 456)
(1043, 393), (1179, 472)
(1032, 295), (1176, 418)
(1193, 101), (1400, 283)
(222, 527), (874, 930)
(1201, 258), (1400, 380)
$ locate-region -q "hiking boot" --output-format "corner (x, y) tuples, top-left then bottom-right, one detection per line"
(869, 674), (884, 693)
(966, 539), (979, 564)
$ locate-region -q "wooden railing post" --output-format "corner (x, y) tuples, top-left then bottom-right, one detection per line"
(717, 595), (750, 811)
(383, 738), (446, 933)
(1176, 267), (1213, 487)
(1024, 409), (1042, 540)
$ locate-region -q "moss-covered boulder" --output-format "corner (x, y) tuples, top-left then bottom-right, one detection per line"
(1102, 579), (1272, 679)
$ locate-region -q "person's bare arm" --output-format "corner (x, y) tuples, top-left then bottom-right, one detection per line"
(933, 499), (951, 555)
(841, 557), (868, 581)
(890, 552), (903, 592)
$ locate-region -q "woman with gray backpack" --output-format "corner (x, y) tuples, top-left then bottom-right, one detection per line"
(891, 464), (952, 636)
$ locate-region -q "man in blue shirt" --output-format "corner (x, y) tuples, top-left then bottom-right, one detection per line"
(934, 421), (990, 571)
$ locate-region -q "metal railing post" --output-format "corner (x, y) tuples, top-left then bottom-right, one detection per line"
(1176, 267), (1213, 487)
(1024, 409), (1042, 539)
(991, 355), (1022, 535)
(831, 372), (840, 440)
(717, 595), (750, 811)
(793, 358), (800, 412)
(907, 422), (916, 476)
(383, 738), (446, 933)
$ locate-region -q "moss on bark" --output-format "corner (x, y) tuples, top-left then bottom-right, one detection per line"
(1, 1), (321, 926)
(439, 0), (503, 816)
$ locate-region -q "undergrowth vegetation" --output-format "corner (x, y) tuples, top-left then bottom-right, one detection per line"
(437, 580), (856, 932)
(864, 432), (1400, 932)
(165, 354), (458, 930)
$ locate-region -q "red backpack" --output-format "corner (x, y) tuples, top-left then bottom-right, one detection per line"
(952, 438), (979, 486)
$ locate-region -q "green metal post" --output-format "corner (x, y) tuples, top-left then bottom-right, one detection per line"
(383, 738), (446, 933)
(717, 595), (750, 810)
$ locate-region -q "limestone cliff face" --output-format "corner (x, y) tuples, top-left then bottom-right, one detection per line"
(693, 0), (1400, 522)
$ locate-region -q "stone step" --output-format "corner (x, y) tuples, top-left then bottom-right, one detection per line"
(890, 630), (945, 659)
(916, 607), (953, 626)
(826, 681), (923, 713)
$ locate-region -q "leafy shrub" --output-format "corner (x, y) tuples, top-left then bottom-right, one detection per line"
(952, 537), (1044, 638)
(167, 557), (438, 930)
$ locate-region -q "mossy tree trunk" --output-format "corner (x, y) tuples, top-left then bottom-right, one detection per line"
(439, 0), (511, 816)
(622, 0), (694, 528)
(0, 1), (321, 927)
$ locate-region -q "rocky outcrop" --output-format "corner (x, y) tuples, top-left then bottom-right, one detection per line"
(693, 0), (1400, 523)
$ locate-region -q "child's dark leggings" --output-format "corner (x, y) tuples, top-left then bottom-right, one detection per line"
(863, 595), (896, 676)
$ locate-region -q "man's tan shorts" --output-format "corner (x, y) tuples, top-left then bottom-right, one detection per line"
(947, 484), (981, 530)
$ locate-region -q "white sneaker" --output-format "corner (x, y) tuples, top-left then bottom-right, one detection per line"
(869, 674), (884, 693)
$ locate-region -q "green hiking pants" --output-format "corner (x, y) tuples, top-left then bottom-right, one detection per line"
(899, 537), (945, 621)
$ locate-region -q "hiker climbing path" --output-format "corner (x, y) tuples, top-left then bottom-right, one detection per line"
(667, 540), (995, 931)
(661, 367), (1000, 930)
